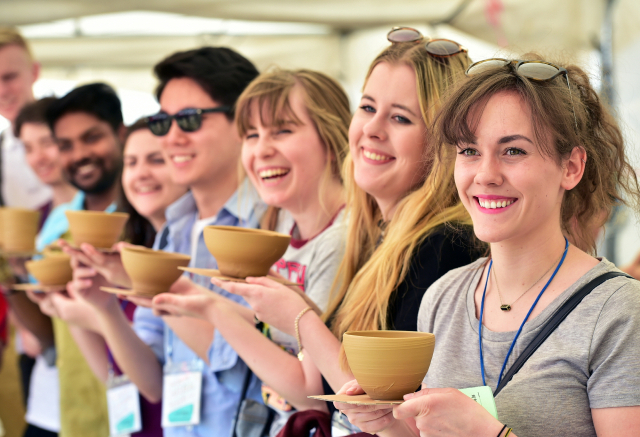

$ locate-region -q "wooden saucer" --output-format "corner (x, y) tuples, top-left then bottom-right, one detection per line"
(178, 267), (299, 286)
(307, 394), (404, 405)
(11, 283), (66, 293)
(1, 250), (39, 258)
(100, 287), (155, 298)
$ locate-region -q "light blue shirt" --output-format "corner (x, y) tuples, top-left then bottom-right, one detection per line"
(133, 179), (267, 437)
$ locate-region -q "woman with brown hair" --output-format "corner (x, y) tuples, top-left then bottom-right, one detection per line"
(337, 55), (640, 437)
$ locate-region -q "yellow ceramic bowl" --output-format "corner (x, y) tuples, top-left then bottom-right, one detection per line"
(65, 210), (129, 249)
(343, 331), (436, 400)
(203, 225), (290, 278)
(121, 246), (191, 296)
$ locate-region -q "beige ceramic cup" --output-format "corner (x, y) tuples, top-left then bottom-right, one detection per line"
(203, 225), (290, 278)
(2, 208), (40, 252)
(26, 254), (73, 286)
(120, 246), (191, 296)
(343, 330), (436, 400)
(65, 210), (129, 249)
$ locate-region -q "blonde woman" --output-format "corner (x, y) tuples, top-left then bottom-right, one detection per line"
(179, 28), (482, 429)
(337, 55), (640, 437)
(150, 69), (349, 434)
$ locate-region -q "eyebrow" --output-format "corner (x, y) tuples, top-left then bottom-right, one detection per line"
(498, 134), (533, 145)
(361, 95), (417, 117)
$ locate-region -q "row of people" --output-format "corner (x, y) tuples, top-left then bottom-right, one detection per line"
(2, 25), (640, 437)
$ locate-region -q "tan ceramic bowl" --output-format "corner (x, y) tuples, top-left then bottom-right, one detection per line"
(203, 225), (291, 278)
(121, 246), (191, 296)
(26, 255), (72, 286)
(65, 211), (129, 249)
(343, 331), (436, 400)
(3, 208), (40, 252)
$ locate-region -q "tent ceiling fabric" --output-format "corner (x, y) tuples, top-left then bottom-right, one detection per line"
(2, 0), (639, 52)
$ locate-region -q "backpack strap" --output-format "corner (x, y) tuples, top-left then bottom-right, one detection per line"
(494, 271), (632, 397)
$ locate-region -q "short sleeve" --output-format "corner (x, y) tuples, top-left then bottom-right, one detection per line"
(587, 280), (640, 408)
(133, 306), (165, 363)
(305, 225), (346, 312)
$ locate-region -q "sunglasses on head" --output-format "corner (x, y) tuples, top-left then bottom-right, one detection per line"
(465, 58), (578, 129)
(387, 27), (467, 58)
(145, 106), (231, 136)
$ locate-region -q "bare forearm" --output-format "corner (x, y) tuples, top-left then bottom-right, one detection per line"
(208, 302), (325, 410)
(7, 293), (54, 348)
(68, 325), (109, 382)
(298, 312), (352, 393)
(96, 303), (163, 402)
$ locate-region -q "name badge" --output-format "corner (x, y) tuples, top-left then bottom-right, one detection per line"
(161, 361), (204, 428)
(106, 375), (142, 436)
(459, 386), (499, 420)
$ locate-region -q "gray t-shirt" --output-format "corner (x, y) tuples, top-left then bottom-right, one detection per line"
(418, 258), (640, 437)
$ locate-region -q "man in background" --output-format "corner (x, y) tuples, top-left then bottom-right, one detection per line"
(0, 27), (51, 208)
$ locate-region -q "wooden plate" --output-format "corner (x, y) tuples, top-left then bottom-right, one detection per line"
(307, 394), (404, 405)
(100, 287), (156, 298)
(178, 267), (299, 286)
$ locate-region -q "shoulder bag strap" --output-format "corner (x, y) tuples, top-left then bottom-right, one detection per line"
(232, 321), (264, 437)
(493, 271), (632, 397)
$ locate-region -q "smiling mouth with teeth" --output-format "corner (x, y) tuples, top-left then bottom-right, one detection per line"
(477, 198), (516, 209)
(172, 155), (194, 163)
(362, 149), (393, 162)
(258, 168), (290, 180)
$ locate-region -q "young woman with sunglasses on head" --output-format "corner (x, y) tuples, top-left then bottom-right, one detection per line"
(336, 55), (640, 437)
(178, 28), (482, 432)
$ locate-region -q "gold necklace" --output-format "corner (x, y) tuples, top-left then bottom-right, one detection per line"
(493, 251), (565, 311)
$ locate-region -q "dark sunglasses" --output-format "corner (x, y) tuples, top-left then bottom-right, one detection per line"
(146, 106), (231, 136)
(387, 27), (467, 58)
(465, 58), (578, 129)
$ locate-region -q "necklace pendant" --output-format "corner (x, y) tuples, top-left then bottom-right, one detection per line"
(500, 304), (512, 311)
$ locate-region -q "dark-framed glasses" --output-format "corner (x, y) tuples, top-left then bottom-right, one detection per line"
(466, 58), (578, 129)
(387, 27), (467, 58)
(145, 106), (231, 136)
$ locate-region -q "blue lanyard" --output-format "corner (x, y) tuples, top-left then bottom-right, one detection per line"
(479, 237), (569, 389)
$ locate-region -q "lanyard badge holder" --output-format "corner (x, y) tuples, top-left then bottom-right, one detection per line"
(106, 353), (143, 436)
(161, 329), (204, 428)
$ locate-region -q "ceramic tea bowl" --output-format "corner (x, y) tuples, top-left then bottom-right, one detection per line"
(65, 210), (129, 249)
(343, 330), (436, 400)
(2, 208), (40, 252)
(120, 246), (191, 296)
(203, 225), (290, 278)
(26, 254), (73, 286)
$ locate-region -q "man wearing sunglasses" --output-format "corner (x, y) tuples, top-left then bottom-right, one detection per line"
(79, 47), (265, 437)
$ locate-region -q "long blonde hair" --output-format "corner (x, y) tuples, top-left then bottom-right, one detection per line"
(235, 68), (351, 230)
(324, 41), (473, 369)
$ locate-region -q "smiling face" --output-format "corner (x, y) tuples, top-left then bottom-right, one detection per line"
(0, 45), (38, 124)
(454, 90), (577, 245)
(122, 129), (187, 225)
(159, 77), (241, 190)
(54, 112), (122, 194)
(241, 85), (331, 213)
(20, 122), (65, 186)
(349, 62), (426, 218)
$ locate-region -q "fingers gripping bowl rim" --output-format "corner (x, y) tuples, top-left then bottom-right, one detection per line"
(343, 331), (436, 401)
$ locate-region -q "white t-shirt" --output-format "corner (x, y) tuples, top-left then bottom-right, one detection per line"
(1, 127), (52, 208)
(25, 355), (61, 432)
(190, 215), (218, 260)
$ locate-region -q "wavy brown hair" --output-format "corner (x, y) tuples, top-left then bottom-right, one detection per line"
(431, 53), (640, 253)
